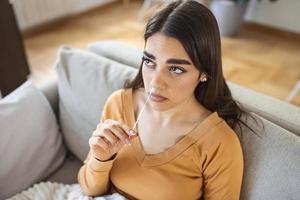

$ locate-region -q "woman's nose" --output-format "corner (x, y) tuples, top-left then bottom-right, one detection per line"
(150, 71), (166, 90)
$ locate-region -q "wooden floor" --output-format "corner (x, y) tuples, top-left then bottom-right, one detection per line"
(23, 0), (300, 106)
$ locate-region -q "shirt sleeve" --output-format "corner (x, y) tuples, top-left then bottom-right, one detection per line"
(77, 151), (117, 196)
(201, 125), (244, 200)
(77, 89), (124, 196)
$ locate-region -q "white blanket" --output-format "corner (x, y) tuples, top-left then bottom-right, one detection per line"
(7, 182), (127, 200)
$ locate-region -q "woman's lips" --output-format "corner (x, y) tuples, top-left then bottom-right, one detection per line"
(148, 92), (168, 102)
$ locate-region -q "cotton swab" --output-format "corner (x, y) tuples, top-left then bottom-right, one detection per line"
(126, 87), (154, 143)
(132, 87), (154, 131)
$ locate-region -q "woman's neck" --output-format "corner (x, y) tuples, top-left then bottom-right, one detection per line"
(148, 94), (208, 127)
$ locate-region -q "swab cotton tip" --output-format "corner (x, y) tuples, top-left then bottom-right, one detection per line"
(127, 130), (137, 136)
(149, 87), (154, 95)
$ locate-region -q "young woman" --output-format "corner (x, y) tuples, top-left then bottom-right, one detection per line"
(78, 1), (249, 199)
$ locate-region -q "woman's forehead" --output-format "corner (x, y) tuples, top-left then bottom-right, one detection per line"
(145, 33), (191, 61)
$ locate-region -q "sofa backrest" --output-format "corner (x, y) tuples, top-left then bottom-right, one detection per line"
(49, 41), (299, 200)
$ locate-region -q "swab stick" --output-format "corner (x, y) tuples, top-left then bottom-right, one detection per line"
(125, 88), (154, 146)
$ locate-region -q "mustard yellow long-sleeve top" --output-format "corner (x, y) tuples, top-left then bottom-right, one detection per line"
(78, 88), (244, 200)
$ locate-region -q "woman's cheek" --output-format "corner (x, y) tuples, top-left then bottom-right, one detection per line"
(174, 78), (197, 97)
(142, 67), (151, 87)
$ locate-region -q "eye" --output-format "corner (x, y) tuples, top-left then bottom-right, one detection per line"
(169, 66), (186, 74)
(142, 57), (155, 68)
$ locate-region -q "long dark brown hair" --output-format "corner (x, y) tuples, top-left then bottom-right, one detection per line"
(125, 0), (258, 135)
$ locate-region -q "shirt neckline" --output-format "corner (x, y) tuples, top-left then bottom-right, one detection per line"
(122, 88), (222, 167)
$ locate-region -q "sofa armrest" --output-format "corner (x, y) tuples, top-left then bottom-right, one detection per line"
(37, 79), (59, 119)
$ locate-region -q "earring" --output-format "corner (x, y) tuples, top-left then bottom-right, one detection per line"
(200, 74), (207, 82)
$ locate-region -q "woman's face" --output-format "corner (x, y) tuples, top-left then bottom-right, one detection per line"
(142, 32), (201, 111)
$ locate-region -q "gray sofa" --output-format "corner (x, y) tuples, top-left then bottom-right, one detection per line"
(9, 41), (300, 199)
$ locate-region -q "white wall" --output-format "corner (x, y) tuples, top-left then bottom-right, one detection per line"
(244, 0), (300, 33)
(10, 0), (117, 31)
(72, 0), (116, 13)
(12, 0), (300, 33)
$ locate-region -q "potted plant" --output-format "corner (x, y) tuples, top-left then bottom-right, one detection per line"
(210, 0), (249, 36)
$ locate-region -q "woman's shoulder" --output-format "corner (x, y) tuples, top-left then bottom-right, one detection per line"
(102, 89), (129, 112)
(107, 88), (126, 99)
(196, 112), (242, 152)
(193, 113), (243, 168)
(105, 88), (132, 105)
(101, 88), (132, 122)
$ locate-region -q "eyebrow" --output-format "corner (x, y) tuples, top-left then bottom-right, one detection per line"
(143, 51), (192, 65)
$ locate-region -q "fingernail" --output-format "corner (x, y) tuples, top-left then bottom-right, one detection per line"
(128, 130), (137, 136)
(125, 139), (132, 146)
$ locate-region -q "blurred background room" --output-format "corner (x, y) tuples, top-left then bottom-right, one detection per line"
(1, 0), (300, 106)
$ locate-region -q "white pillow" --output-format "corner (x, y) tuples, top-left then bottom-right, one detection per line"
(54, 45), (137, 161)
(0, 80), (66, 199)
(87, 40), (143, 69)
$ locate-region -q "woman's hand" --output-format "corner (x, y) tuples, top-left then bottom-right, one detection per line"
(89, 119), (137, 161)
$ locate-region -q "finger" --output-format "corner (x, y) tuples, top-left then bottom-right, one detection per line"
(109, 124), (134, 145)
(92, 129), (99, 137)
(92, 125), (103, 137)
(96, 136), (111, 149)
(97, 135), (113, 148)
(104, 119), (137, 137)
(102, 128), (119, 145)
(89, 136), (109, 150)
(102, 136), (121, 150)
(101, 136), (110, 146)
(110, 124), (130, 142)
(119, 124), (138, 137)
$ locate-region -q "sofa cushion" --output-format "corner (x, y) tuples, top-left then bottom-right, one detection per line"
(87, 40), (143, 69)
(38, 79), (59, 120)
(45, 153), (82, 184)
(0, 81), (66, 199)
(237, 113), (300, 200)
(54, 45), (137, 161)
